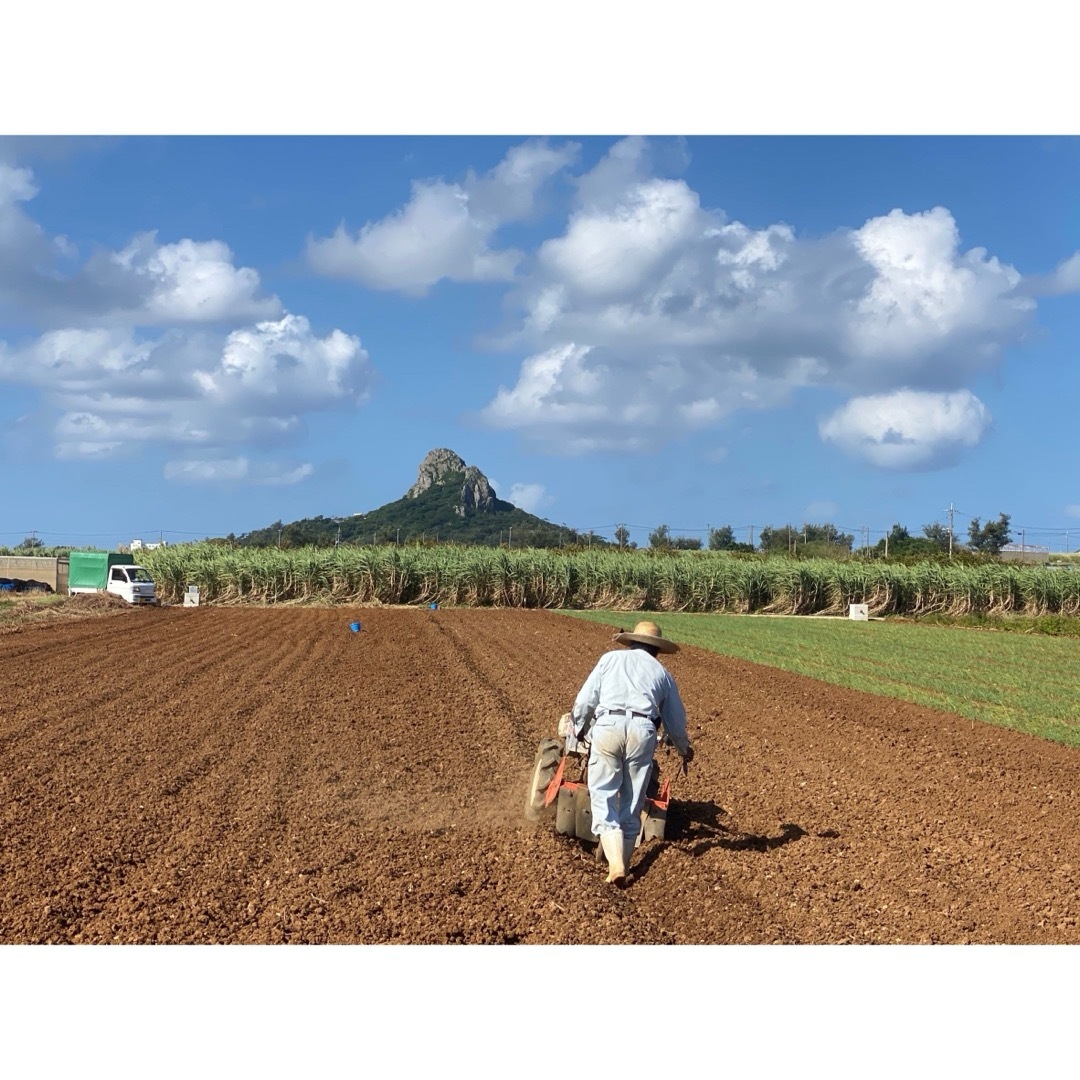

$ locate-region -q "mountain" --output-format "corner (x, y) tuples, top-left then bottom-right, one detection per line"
(235, 449), (593, 549)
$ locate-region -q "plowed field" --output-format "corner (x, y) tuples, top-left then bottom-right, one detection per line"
(3, 606), (1079, 944)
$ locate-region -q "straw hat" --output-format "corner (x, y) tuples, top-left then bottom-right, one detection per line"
(612, 619), (679, 654)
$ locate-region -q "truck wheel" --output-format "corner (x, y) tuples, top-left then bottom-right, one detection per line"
(525, 737), (563, 821)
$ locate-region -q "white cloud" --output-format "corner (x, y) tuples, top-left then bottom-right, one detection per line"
(507, 482), (553, 514)
(106, 233), (282, 323)
(1065, 505), (1080, 520)
(0, 165), (281, 326)
(256, 463), (314, 486)
(0, 163), (37, 204)
(479, 138), (1035, 466)
(481, 341), (796, 454)
(1044, 251), (1080, 295)
(163, 457), (314, 486)
(819, 389), (991, 470)
(306, 139), (578, 295)
(538, 176), (700, 301)
(164, 457), (251, 483)
(0, 163), (376, 481)
(1, 314), (373, 463)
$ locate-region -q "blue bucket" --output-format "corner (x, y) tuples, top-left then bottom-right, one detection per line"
(429, 602), (438, 610)
(349, 621), (362, 633)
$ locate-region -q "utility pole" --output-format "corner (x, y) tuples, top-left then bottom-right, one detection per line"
(508, 527), (512, 550)
(749, 525), (754, 548)
(884, 532), (889, 559)
(1021, 529), (1026, 554)
(946, 503), (955, 559)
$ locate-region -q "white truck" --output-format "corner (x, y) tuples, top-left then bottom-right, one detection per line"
(68, 551), (158, 605)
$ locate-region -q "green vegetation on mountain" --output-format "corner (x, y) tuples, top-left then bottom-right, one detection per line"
(239, 482), (579, 548)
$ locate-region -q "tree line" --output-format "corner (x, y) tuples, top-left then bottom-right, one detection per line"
(634, 513), (1014, 557)
(2, 512), (1016, 559)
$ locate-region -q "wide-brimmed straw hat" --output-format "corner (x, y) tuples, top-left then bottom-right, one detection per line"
(613, 619), (679, 654)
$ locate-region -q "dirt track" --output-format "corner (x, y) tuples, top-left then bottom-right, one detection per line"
(3, 606), (1079, 944)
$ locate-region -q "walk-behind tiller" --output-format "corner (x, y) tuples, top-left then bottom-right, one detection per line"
(525, 713), (675, 851)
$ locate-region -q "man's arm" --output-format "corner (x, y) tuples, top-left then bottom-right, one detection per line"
(659, 675), (692, 759)
(571, 655), (607, 737)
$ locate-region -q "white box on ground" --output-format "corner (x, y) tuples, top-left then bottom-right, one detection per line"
(184, 585), (200, 607)
(848, 603), (869, 621)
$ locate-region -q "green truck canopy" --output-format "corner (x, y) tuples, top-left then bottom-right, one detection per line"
(68, 551), (134, 590)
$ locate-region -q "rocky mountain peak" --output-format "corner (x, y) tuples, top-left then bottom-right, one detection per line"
(407, 448), (498, 515)
(407, 449), (467, 498)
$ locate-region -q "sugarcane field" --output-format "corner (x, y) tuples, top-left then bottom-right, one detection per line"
(3, 601), (1079, 945)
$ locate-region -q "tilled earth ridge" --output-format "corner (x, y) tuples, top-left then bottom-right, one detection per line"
(2, 606), (1079, 944)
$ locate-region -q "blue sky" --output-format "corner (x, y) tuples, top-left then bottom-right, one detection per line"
(3, 15), (1080, 554)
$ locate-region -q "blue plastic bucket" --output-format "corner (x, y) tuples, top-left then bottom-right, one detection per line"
(429, 602), (438, 610)
(349, 621), (361, 632)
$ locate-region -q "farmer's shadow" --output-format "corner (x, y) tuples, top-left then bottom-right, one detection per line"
(631, 798), (807, 882)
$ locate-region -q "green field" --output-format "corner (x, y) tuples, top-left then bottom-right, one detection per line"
(560, 609), (1080, 748)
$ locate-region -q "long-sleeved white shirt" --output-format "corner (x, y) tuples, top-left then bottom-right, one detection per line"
(571, 647), (691, 756)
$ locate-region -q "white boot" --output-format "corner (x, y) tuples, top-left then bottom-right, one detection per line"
(600, 831), (626, 884)
(622, 835), (637, 877)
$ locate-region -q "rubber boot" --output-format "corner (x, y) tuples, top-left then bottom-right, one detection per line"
(600, 831), (626, 885)
(622, 834), (637, 880)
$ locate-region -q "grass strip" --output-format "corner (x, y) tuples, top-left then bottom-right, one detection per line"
(558, 610), (1080, 748)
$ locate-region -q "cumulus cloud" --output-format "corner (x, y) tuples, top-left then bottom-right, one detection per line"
(104, 233), (282, 323)
(819, 389), (991, 470)
(306, 139), (578, 295)
(479, 138), (1035, 465)
(481, 342), (798, 453)
(0, 161), (373, 482)
(0, 164), (281, 326)
(1, 314), (373, 462)
(507, 482), (553, 514)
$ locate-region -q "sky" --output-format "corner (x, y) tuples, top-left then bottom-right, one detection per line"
(4, 11), (1080, 559)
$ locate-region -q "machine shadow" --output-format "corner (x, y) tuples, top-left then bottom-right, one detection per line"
(629, 798), (808, 883)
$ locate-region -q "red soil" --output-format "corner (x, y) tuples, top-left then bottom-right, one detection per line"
(2, 606), (1078, 944)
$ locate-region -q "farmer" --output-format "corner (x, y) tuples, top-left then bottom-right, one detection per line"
(569, 620), (693, 885)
